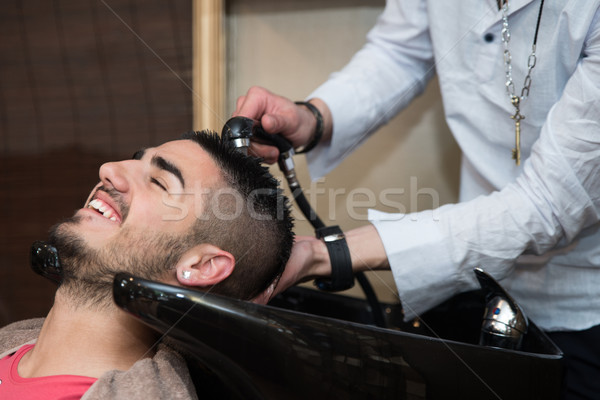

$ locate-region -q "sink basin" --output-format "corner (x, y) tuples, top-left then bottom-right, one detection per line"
(113, 273), (563, 400)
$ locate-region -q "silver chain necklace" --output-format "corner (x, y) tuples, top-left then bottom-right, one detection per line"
(500, 0), (545, 165)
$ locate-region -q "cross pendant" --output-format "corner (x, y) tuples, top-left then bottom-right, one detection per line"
(510, 96), (525, 166)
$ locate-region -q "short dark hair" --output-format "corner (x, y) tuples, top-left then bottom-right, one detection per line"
(180, 131), (294, 300)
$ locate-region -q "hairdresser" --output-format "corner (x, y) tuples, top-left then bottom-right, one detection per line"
(234, 2), (600, 398)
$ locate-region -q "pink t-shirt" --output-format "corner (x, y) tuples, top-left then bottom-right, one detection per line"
(0, 344), (97, 399)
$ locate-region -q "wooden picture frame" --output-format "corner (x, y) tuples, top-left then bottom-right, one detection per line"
(193, 0), (225, 131)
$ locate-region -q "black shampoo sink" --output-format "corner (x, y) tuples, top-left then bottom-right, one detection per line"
(113, 274), (563, 400)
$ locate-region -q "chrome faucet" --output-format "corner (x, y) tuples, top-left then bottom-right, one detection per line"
(474, 267), (528, 350)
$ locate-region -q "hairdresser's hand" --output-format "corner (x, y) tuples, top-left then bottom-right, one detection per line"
(233, 86), (331, 163)
(251, 235), (331, 304)
(251, 225), (390, 304)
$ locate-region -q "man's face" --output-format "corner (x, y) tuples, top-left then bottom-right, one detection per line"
(75, 139), (221, 247)
(50, 139), (223, 299)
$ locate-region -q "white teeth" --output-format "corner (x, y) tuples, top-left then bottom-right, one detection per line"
(88, 199), (101, 210)
(88, 198), (118, 222)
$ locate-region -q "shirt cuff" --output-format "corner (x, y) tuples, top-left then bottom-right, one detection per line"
(368, 208), (474, 319)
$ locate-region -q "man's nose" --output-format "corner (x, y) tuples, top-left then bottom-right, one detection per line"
(98, 160), (135, 193)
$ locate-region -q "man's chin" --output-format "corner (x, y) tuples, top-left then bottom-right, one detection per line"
(50, 215), (83, 234)
(46, 220), (188, 308)
(48, 216), (93, 271)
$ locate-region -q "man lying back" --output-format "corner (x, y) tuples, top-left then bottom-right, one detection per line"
(0, 131), (294, 399)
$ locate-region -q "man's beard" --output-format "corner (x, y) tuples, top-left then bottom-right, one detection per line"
(48, 216), (191, 310)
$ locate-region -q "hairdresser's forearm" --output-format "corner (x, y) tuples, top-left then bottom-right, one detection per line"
(310, 224), (390, 277)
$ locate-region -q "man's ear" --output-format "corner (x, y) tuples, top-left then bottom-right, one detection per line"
(175, 244), (235, 287)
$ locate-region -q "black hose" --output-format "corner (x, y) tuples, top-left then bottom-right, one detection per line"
(356, 273), (386, 328)
(291, 188), (324, 229)
(292, 188), (387, 328)
(222, 117), (387, 328)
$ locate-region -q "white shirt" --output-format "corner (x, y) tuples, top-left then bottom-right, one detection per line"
(308, 0), (600, 331)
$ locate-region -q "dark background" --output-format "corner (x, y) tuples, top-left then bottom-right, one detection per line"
(0, 0), (193, 326)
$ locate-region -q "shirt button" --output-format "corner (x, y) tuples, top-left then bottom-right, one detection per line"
(484, 33), (495, 43)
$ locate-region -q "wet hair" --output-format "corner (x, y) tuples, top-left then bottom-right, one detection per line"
(180, 131), (294, 300)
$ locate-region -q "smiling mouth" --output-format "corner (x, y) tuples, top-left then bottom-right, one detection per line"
(87, 198), (120, 222)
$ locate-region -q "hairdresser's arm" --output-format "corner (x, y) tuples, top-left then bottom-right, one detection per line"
(259, 224), (389, 302)
(233, 87), (332, 164)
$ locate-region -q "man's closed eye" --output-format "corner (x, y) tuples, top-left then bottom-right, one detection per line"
(151, 177), (168, 192)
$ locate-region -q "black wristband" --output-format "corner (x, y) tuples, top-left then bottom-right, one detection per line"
(294, 101), (323, 154)
(314, 225), (355, 292)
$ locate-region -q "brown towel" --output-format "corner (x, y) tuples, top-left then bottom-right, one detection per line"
(0, 318), (43, 358)
(83, 344), (198, 400)
(0, 319), (198, 400)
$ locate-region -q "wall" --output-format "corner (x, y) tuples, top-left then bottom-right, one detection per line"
(0, 0), (193, 325)
(226, 0), (461, 302)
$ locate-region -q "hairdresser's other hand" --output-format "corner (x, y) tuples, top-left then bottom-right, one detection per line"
(251, 235), (331, 304)
(252, 225), (389, 304)
(233, 86), (331, 163)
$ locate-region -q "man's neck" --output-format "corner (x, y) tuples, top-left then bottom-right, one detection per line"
(18, 290), (159, 379)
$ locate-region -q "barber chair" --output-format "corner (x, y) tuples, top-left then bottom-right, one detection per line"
(112, 271), (563, 400)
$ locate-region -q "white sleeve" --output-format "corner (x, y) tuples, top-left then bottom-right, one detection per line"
(370, 17), (600, 318)
(306, 0), (435, 178)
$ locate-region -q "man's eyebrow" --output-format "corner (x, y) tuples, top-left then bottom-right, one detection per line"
(151, 154), (186, 188)
(132, 148), (146, 160)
